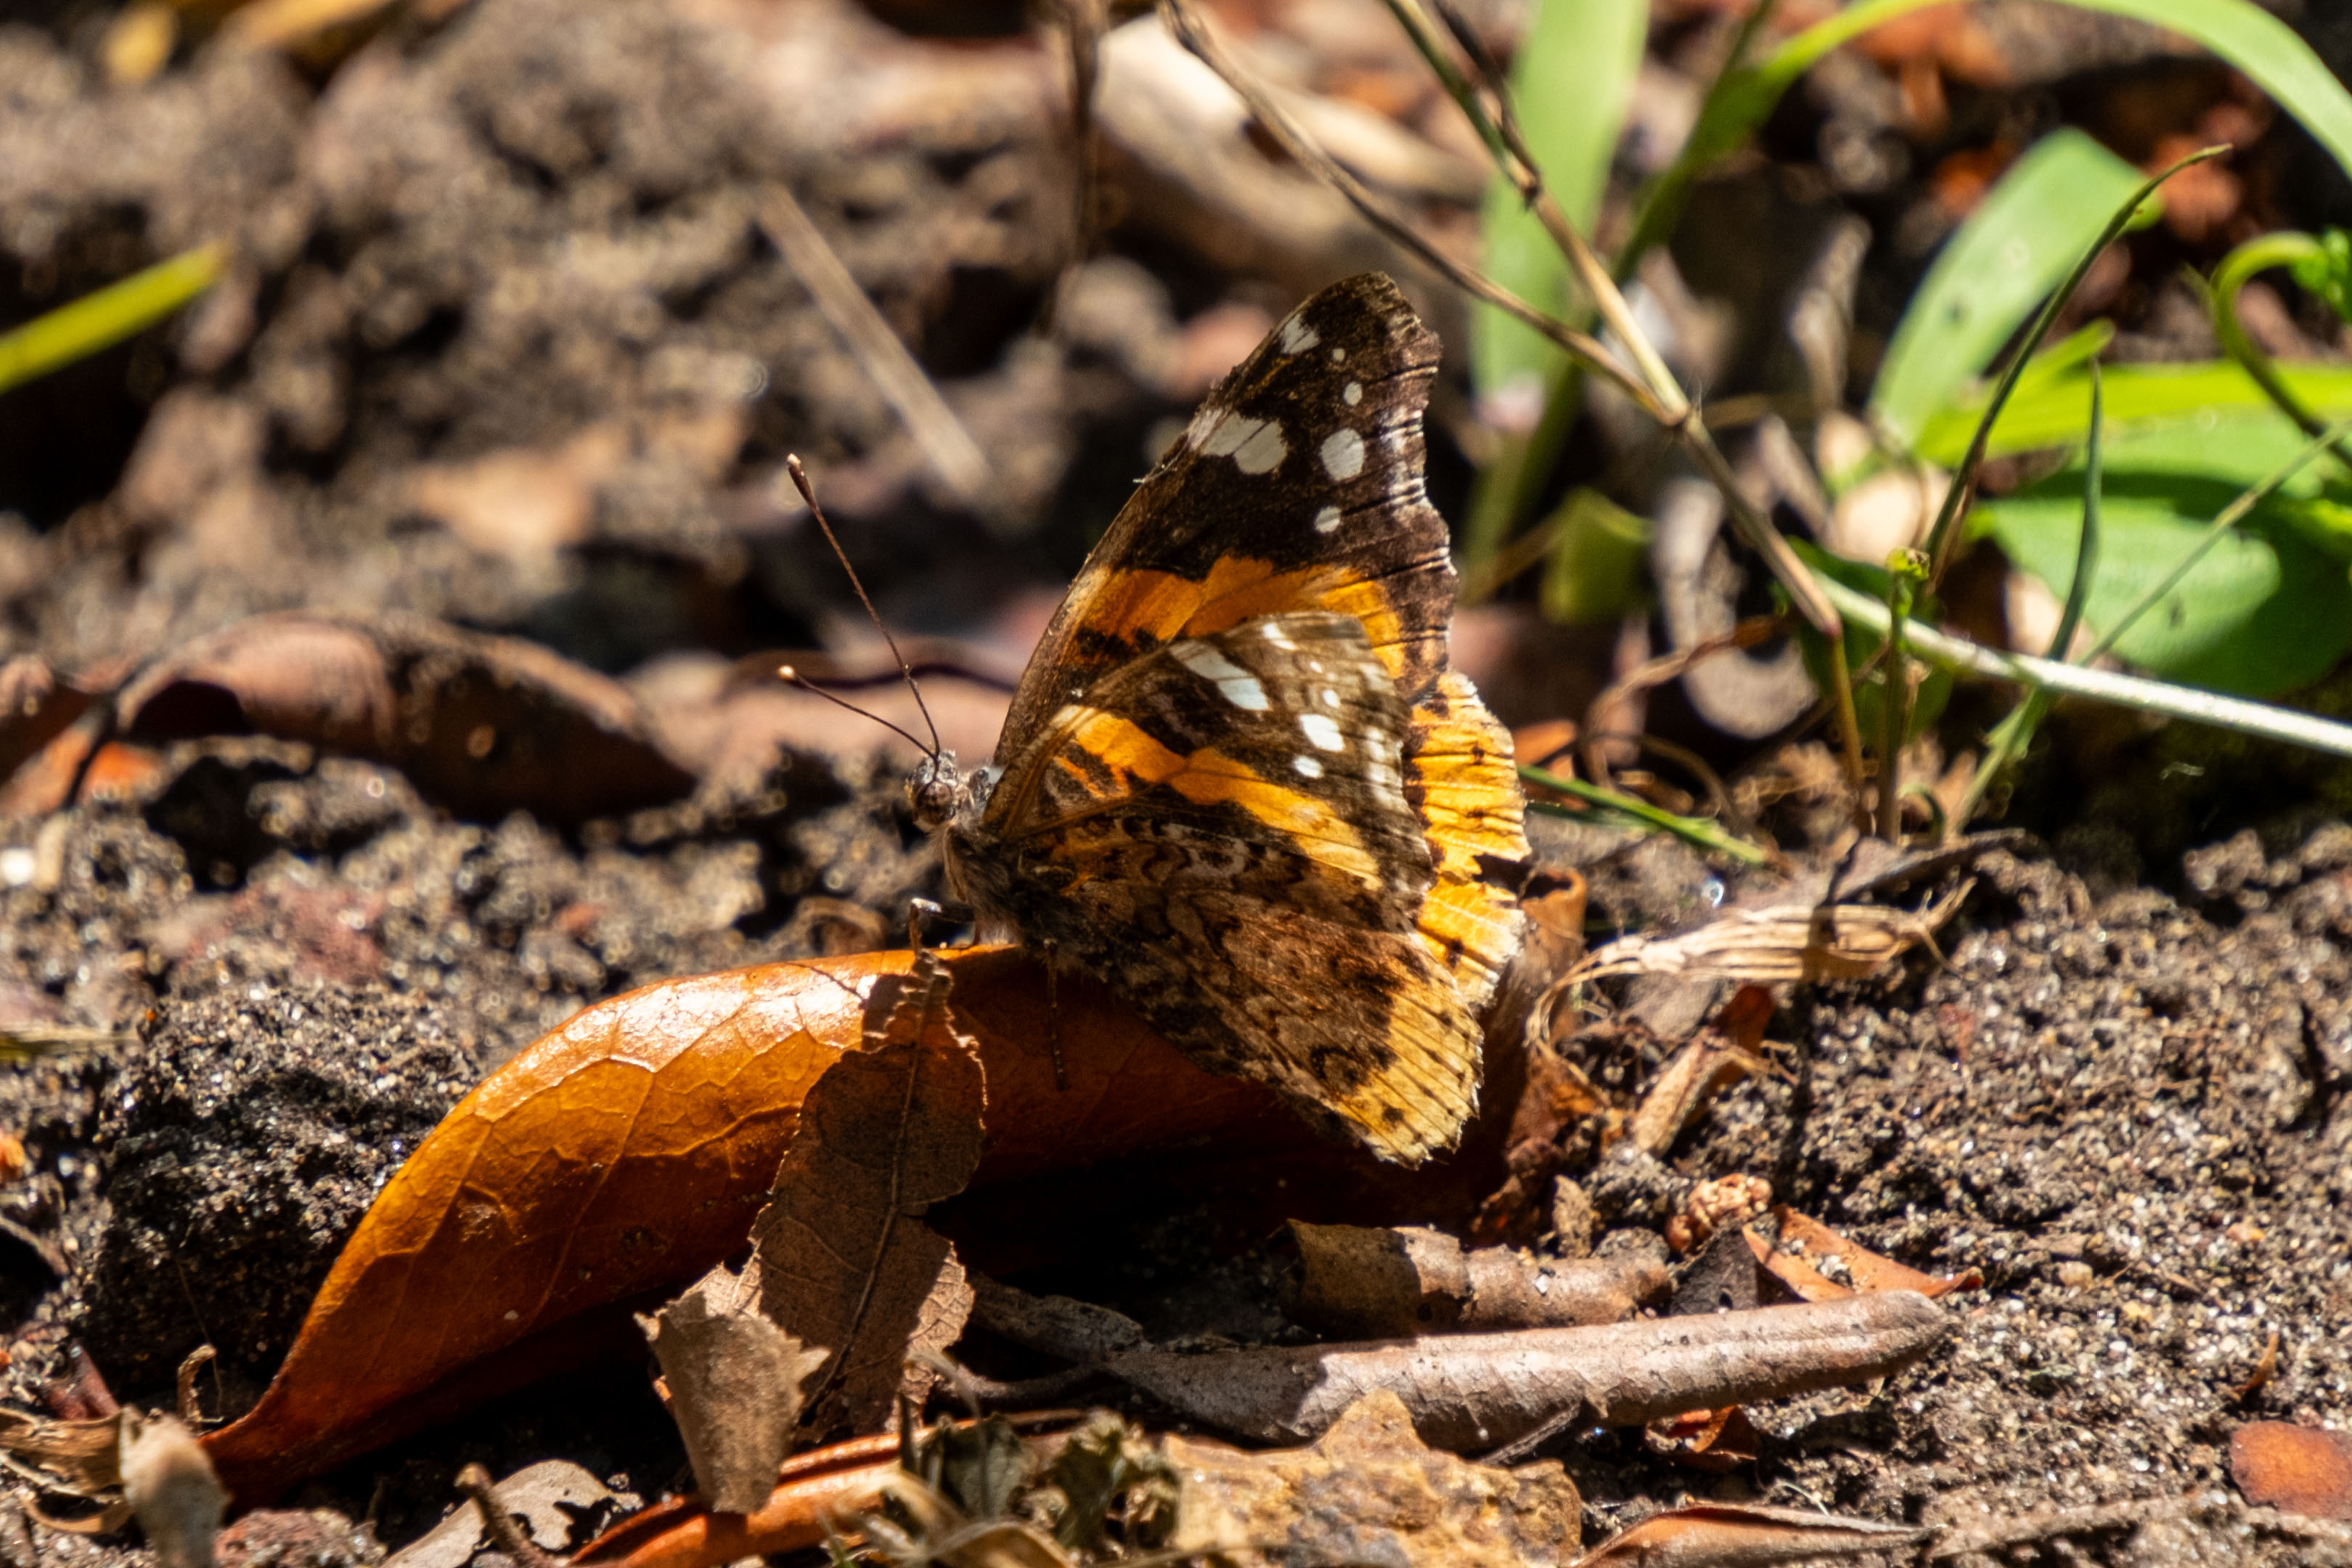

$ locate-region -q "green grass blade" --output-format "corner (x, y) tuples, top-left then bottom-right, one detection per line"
(0, 243), (222, 398)
(1471, 0), (1645, 403)
(1519, 765), (1773, 865)
(2051, 359), (2104, 658)
(1869, 131), (2147, 450)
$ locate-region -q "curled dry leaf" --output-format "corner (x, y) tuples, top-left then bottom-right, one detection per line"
(1567, 886), (1969, 986)
(1747, 1206), (1982, 1301)
(119, 1413), (226, 1568)
(1108, 1291), (1951, 1450)
(2231, 1423), (2352, 1522)
(0, 613), (698, 825)
(200, 946), (1293, 1503)
(641, 1277), (828, 1515)
(1632, 984), (1772, 1157)
(1289, 1222), (1664, 1340)
(1166, 1391), (1581, 1568)
(742, 952), (984, 1434)
(1572, 1501), (1928, 1566)
(0, 1407), (123, 1497)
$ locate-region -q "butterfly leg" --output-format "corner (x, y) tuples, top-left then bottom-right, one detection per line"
(1043, 937), (1068, 1092)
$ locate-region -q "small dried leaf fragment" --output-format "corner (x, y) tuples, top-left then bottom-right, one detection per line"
(120, 1413), (227, 1568)
(1572, 1502), (1927, 1565)
(0, 1407), (123, 1495)
(1750, 1207), (1981, 1300)
(641, 1273), (828, 1513)
(746, 952), (985, 1433)
(1166, 1391), (1580, 1567)
(2232, 1422), (2352, 1521)
(1633, 985), (1772, 1156)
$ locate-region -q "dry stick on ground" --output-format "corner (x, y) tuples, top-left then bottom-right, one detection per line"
(454, 1464), (565, 1568)
(754, 184), (1005, 528)
(1579, 616), (1792, 796)
(1040, 0), (1110, 335)
(1105, 1291), (1949, 1453)
(1157, 0), (1869, 807)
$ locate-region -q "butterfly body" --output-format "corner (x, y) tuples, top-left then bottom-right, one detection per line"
(910, 275), (1527, 1165)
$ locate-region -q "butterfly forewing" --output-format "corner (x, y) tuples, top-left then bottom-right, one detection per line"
(995, 274), (1457, 761)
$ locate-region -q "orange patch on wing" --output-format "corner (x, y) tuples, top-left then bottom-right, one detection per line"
(1047, 709), (1381, 888)
(1073, 557), (1412, 682)
(1406, 674), (1528, 1009)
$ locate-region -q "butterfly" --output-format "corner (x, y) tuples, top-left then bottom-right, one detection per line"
(908, 273), (1527, 1165)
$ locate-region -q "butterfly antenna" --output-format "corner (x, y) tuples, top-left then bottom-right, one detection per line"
(776, 664), (937, 757)
(785, 454), (944, 760)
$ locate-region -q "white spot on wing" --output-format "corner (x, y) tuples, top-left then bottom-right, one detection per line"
(1312, 505), (1342, 534)
(1203, 413), (1288, 474)
(1320, 428), (1365, 481)
(1328, 347), (1346, 364)
(1173, 641), (1269, 710)
(1261, 622), (1297, 650)
(1319, 688), (1339, 708)
(1293, 754), (1323, 779)
(1280, 317), (1320, 354)
(1343, 382), (1362, 406)
(1300, 713), (1345, 752)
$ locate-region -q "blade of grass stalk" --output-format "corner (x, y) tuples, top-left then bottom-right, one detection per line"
(1164, 0), (1867, 801)
(2081, 411), (2352, 665)
(1919, 146), (2226, 585)
(1954, 359), (2103, 828)
(2053, 359), (2105, 663)
(1519, 765), (1773, 866)
(2206, 231), (2352, 475)
(1153, 0), (1654, 420)
(1808, 571), (2352, 761)
(0, 243), (222, 398)
(1917, 358), (2352, 466)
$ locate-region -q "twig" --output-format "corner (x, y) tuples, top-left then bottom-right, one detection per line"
(1106, 1291), (1950, 1451)
(454, 1463), (566, 1568)
(1809, 571), (2352, 759)
(754, 184), (1005, 528)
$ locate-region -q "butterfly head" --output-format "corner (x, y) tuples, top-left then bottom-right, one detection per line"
(907, 751), (993, 836)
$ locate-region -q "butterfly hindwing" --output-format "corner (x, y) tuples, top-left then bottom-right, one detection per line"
(969, 611), (1479, 1162)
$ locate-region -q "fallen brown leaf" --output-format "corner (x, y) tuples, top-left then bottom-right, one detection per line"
(1107, 1291), (1951, 1450)
(742, 952), (984, 1434)
(2232, 1423), (2352, 1522)
(118, 1413), (226, 1568)
(1643, 1405), (1760, 1473)
(199, 947), (1294, 1503)
(1165, 1390), (1581, 1567)
(1289, 1222), (1662, 1339)
(641, 1276), (828, 1514)
(1633, 985), (1772, 1157)
(1749, 1206), (1981, 1301)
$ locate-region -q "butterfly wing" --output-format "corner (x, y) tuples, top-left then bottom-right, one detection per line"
(972, 611), (1479, 1163)
(995, 274), (1458, 759)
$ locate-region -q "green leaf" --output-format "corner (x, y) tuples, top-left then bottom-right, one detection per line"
(1870, 131), (2148, 449)
(1980, 468), (2352, 694)
(1917, 359), (2352, 465)
(1538, 487), (1651, 624)
(1757, 0), (2352, 184)
(0, 244), (221, 398)
(1471, 0), (1645, 400)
